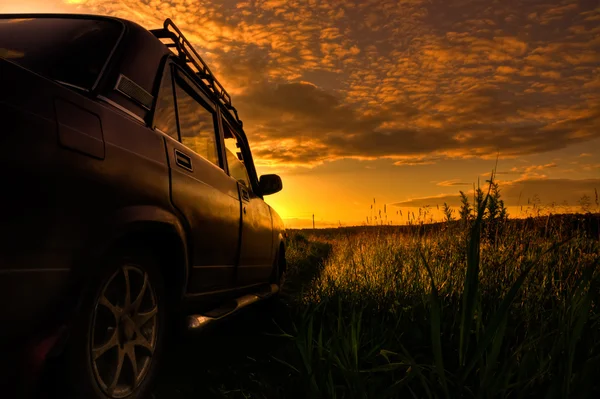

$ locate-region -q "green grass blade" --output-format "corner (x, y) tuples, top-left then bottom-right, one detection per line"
(317, 322), (324, 360)
(271, 355), (301, 374)
(480, 311), (507, 397)
(419, 248), (450, 398)
(459, 187), (490, 366)
(564, 261), (597, 397)
(462, 238), (573, 380)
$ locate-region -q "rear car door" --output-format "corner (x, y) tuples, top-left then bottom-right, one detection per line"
(153, 61), (241, 293)
(222, 120), (274, 286)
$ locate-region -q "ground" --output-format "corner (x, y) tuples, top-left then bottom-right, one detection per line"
(154, 213), (600, 399)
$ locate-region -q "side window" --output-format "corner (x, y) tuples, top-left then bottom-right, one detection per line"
(223, 121), (251, 188)
(173, 73), (220, 167)
(152, 62), (178, 141)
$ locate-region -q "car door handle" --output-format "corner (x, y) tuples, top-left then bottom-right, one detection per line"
(240, 184), (250, 202)
(174, 149), (193, 171)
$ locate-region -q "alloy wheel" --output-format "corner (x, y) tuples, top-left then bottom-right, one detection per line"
(89, 264), (159, 398)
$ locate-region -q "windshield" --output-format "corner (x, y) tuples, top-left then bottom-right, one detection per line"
(0, 17), (122, 90)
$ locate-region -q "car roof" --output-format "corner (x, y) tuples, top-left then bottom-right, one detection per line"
(0, 13), (250, 142)
(0, 13), (169, 92)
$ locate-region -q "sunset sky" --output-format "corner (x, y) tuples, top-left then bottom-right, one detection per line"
(3, 0), (599, 227)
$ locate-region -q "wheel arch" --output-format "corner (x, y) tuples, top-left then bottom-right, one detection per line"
(72, 205), (190, 314)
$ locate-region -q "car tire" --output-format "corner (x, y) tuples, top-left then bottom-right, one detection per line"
(270, 248), (286, 291)
(46, 247), (166, 399)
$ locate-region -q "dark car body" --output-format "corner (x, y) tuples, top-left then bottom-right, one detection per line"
(0, 13), (285, 357)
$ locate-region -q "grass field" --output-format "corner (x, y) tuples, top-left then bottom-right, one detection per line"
(155, 207), (600, 398)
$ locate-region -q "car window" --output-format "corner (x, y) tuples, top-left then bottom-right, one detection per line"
(173, 74), (219, 167)
(0, 17), (122, 90)
(223, 121), (252, 189)
(152, 63), (178, 141)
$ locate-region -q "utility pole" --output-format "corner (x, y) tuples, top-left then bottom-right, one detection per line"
(312, 213), (315, 229)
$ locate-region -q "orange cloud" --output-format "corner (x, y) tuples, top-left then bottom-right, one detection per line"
(436, 179), (471, 187)
(47, 0), (599, 169)
(391, 178), (600, 208)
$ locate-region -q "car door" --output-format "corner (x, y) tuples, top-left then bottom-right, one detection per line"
(221, 120), (274, 286)
(153, 60), (241, 293)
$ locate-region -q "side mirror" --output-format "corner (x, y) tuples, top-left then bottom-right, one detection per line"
(259, 174), (283, 196)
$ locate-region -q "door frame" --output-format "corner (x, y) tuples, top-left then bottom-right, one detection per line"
(152, 56), (244, 295)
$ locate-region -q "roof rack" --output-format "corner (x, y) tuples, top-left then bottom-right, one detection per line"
(151, 19), (242, 127)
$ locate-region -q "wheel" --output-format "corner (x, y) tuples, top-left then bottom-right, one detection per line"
(48, 248), (166, 399)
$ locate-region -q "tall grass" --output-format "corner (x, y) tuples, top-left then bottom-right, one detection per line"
(275, 192), (600, 398)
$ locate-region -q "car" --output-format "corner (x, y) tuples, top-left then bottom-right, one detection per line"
(0, 13), (286, 398)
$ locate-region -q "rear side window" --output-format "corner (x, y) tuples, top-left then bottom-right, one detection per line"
(0, 17), (122, 90)
(173, 74), (220, 167)
(153, 63), (178, 141)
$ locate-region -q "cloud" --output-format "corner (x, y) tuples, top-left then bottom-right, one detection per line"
(436, 179), (471, 187)
(496, 66), (519, 74)
(239, 81), (600, 167)
(391, 192), (468, 208)
(509, 162), (559, 179)
(56, 0), (600, 168)
(390, 178), (600, 208)
(583, 163), (600, 170)
(393, 156), (443, 166)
